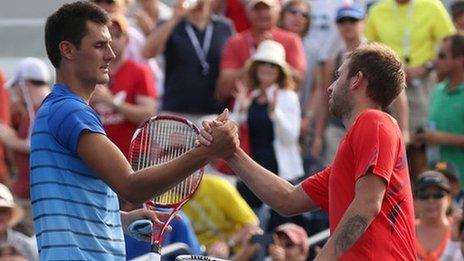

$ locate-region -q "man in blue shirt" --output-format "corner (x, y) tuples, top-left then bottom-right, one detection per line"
(30, 2), (238, 260)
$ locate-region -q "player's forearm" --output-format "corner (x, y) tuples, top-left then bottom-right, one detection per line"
(227, 148), (298, 216)
(317, 194), (380, 259)
(127, 146), (209, 204)
(114, 102), (156, 125)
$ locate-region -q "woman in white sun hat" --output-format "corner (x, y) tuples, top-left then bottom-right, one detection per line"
(0, 183), (38, 261)
(232, 39), (305, 232)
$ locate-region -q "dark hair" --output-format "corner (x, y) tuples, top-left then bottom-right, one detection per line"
(247, 61), (295, 90)
(451, 1), (464, 20)
(346, 43), (406, 109)
(443, 33), (464, 58)
(45, 1), (110, 68)
(278, 0), (311, 37)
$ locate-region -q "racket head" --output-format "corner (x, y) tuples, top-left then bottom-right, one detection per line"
(129, 114), (204, 208)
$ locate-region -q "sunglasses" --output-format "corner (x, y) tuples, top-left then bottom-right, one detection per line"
(337, 17), (359, 24)
(416, 190), (447, 200)
(287, 7), (309, 19)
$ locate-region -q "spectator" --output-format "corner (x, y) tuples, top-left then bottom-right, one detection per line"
(414, 171), (455, 260)
(433, 160), (464, 208)
(278, 0), (310, 38)
(267, 223), (309, 261)
(0, 58), (51, 236)
(232, 40), (305, 233)
(366, 0), (455, 137)
(0, 184), (37, 261)
(144, 0), (234, 126)
(182, 174), (260, 259)
(0, 244), (27, 261)
(91, 12), (157, 158)
(216, 0), (306, 103)
(451, 0), (464, 32)
(413, 33), (464, 183)
(310, 3), (365, 167)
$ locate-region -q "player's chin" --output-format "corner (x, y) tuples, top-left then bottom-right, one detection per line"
(96, 75), (110, 85)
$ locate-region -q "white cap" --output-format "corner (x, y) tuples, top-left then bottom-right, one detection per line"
(0, 184), (24, 227)
(7, 57), (50, 88)
(247, 0), (279, 10)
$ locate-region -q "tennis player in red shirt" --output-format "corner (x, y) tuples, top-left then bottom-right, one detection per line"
(200, 43), (416, 260)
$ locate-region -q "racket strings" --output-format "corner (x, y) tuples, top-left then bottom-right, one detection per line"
(132, 119), (201, 205)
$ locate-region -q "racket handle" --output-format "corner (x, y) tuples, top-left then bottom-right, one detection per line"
(148, 252), (161, 261)
(148, 244), (161, 261)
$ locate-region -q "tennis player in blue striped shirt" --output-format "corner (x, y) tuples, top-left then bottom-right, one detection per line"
(30, 1), (239, 260)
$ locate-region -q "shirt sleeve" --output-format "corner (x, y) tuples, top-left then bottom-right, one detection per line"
(350, 112), (399, 183)
(48, 100), (106, 154)
(220, 37), (244, 70)
(301, 166), (331, 212)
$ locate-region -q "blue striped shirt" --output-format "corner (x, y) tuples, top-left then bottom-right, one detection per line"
(30, 84), (125, 260)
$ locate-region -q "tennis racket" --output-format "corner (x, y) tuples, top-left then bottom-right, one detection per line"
(176, 255), (229, 261)
(129, 115), (204, 261)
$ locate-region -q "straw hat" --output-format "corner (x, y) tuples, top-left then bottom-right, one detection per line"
(0, 184), (24, 227)
(250, 40), (292, 79)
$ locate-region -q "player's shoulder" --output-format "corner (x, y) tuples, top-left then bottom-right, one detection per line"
(356, 109), (397, 128)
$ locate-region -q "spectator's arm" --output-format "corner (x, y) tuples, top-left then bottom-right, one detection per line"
(216, 68), (246, 102)
(143, 18), (179, 58)
(431, 0), (456, 44)
(392, 90), (410, 143)
(114, 95), (156, 125)
(0, 123), (29, 153)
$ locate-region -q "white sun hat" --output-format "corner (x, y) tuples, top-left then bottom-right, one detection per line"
(251, 40), (291, 74)
(0, 184), (24, 227)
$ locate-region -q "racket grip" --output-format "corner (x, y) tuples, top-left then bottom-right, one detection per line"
(148, 252), (161, 261)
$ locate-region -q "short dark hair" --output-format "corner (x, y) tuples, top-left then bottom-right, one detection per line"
(443, 33), (464, 58)
(346, 43), (406, 109)
(45, 1), (110, 68)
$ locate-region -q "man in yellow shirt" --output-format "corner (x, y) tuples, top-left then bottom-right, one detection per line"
(365, 0), (455, 133)
(183, 174), (259, 259)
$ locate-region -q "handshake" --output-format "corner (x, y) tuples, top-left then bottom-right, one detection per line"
(195, 109), (241, 160)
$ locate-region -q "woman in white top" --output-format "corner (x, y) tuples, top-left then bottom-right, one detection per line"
(232, 40), (305, 232)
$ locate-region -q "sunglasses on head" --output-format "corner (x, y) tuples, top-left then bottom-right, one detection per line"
(416, 190), (447, 200)
(337, 17), (359, 24)
(287, 7), (309, 19)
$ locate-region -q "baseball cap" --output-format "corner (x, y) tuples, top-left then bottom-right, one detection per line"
(275, 223), (309, 253)
(0, 184), (24, 227)
(415, 170), (451, 193)
(6, 57), (50, 88)
(432, 160), (460, 182)
(247, 0), (279, 10)
(335, 3), (365, 22)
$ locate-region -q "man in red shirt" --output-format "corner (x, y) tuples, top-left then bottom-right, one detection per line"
(216, 0), (306, 102)
(201, 43), (416, 260)
(91, 13), (157, 158)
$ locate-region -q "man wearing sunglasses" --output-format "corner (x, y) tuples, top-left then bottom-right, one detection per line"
(413, 33), (464, 185)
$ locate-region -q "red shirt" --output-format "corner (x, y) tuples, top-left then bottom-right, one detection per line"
(93, 60), (156, 158)
(220, 27), (306, 73)
(302, 110), (416, 260)
(225, 0), (250, 32)
(0, 72), (10, 183)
